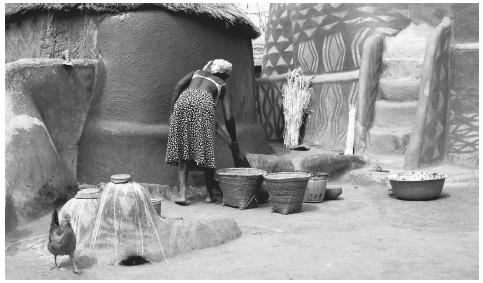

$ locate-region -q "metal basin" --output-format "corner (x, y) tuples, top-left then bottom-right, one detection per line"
(387, 172), (448, 201)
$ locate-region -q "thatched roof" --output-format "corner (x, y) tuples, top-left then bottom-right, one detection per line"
(5, 3), (260, 39)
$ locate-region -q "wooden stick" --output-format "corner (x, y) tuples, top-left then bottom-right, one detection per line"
(215, 122), (251, 167)
(345, 104), (356, 155)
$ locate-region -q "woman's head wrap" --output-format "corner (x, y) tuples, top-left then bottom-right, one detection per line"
(202, 59), (232, 75)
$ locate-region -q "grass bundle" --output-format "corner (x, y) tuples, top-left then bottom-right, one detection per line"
(281, 69), (313, 149)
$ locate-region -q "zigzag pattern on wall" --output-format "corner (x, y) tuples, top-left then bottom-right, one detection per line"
(446, 47), (479, 167)
(259, 3), (409, 147)
(262, 3), (410, 77)
(304, 80), (359, 148)
(297, 40), (319, 73)
(321, 32), (345, 72)
(447, 89), (479, 155)
(255, 81), (285, 140)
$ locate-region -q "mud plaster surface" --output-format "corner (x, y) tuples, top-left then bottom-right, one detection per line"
(73, 10), (268, 184)
(5, 59), (98, 229)
(5, 14), (99, 63)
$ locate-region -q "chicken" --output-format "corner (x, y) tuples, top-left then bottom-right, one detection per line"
(47, 209), (79, 274)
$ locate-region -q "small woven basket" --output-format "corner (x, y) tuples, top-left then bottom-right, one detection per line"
(263, 172), (311, 214)
(216, 168), (266, 209)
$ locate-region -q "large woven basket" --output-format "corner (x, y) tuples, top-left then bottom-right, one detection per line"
(263, 172), (311, 214)
(216, 168), (266, 209)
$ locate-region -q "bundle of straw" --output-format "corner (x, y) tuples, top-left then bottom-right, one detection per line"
(281, 69), (313, 149)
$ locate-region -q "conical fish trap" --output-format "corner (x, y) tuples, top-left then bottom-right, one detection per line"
(87, 176), (171, 265)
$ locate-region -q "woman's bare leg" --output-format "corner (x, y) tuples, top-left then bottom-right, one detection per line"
(174, 161), (189, 205)
(204, 167), (217, 203)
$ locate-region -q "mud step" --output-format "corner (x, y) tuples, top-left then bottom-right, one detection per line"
(383, 22), (432, 61)
(382, 58), (423, 79)
(379, 78), (420, 101)
(367, 127), (412, 155)
(373, 100), (418, 128)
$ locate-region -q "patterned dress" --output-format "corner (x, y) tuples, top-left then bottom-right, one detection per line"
(165, 88), (216, 168)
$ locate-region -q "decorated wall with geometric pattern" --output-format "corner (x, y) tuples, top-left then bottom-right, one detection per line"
(262, 3), (410, 77)
(256, 3), (410, 146)
(447, 47), (479, 167)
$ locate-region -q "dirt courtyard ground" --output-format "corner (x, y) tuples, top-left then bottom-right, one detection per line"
(5, 179), (478, 280)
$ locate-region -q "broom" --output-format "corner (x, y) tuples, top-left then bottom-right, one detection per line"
(214, 121), (269, 203)
(215, 121), (250, 168)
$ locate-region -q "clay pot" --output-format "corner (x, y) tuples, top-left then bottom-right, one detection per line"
(303, 172), (328, 203)
(324, 187), (342, 200)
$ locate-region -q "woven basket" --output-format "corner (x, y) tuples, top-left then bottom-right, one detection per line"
(263, 172), (311, 214)
(216, 168), (266, 209)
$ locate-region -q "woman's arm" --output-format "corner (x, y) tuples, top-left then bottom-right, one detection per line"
(171, 71), (195, 110)
(220, 85), (237, 143)
(220, 86), (247, 167)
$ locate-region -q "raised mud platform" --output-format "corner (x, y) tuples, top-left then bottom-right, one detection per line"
(246, 143), (366, 179)
(6, 215), (241, 267)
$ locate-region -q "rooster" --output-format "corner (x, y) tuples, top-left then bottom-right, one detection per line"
(47, 209), (79, 274)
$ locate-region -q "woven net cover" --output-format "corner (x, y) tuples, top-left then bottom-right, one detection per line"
(59, 197), (99, 248)
(85, 181), (171, 265)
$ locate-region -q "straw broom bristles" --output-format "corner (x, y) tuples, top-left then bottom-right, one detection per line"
(281, 69), (313, 149)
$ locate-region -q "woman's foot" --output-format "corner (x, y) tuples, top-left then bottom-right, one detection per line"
(204, 195), (217, 203)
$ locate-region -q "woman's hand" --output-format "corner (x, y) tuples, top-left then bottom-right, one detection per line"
(230, 142), (247, 168)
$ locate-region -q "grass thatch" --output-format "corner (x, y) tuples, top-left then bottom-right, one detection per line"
(5, 3), (260, 39)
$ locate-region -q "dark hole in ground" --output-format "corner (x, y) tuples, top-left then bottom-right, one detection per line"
(119, 256), (151, 266)
(291, 146), (310, 151)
